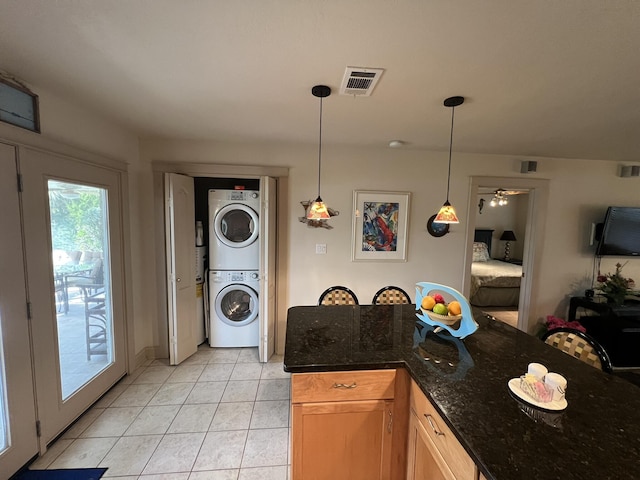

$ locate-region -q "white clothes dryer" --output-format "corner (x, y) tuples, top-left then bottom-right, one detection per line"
(208, 189), (260, 270)
(208, 270), (259, 347)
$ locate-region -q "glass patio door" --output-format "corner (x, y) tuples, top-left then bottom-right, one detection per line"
(0, 143), (38, 477)
(21, 147), (127, 447)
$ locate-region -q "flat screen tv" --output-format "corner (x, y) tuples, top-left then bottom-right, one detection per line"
(596, 206), (640, 256)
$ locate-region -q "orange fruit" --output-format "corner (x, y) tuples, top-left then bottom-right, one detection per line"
(421, 295), (436, 311)
(447, 301), (462, 316)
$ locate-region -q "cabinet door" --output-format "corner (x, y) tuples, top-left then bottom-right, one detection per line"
(406, 410), (455, 480)
(292, 399), (394, 480)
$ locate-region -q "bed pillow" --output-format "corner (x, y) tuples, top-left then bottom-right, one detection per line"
(472, 242), (490, 262)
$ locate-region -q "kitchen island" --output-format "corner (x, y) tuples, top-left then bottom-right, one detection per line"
(284, 304), (640, 480)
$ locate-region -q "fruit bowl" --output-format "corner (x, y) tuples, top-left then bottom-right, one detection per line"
(421, 309), (462, 326)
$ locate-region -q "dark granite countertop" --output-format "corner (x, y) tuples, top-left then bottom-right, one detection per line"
(284, 304), (640, 480)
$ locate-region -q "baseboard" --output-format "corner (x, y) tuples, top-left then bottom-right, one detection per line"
(134, 346), (155, 370)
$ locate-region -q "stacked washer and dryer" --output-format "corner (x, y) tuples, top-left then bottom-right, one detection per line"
(208, 189), (261, 347)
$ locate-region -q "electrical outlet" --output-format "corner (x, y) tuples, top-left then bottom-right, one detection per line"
(316, 244), (327, 254)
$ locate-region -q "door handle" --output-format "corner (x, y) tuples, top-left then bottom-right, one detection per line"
(177, 277), (181, 282)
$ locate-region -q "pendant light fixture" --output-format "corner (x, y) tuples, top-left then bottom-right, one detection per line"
(433, 96), (464, 224)
(307, 85), (331, 220)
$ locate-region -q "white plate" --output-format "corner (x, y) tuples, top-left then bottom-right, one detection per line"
(508, 378), (568, 411)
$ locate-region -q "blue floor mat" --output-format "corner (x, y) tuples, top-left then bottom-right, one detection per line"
(12, 468), (107, 480)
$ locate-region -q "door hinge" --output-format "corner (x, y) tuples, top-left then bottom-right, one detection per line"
(17, 173), (23, 192)
(36, 420), (41, 437)
(26, 302), (32, 319)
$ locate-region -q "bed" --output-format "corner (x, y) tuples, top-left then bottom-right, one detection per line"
(470, 229), (522, 307)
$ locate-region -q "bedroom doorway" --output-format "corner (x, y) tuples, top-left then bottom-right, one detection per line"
(464, 176), (550, 333)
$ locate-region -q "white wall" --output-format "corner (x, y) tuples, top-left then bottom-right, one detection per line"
(140, 139), (640, 345)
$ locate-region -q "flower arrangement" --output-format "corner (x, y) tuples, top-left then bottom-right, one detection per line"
(597, 262), (635, 305)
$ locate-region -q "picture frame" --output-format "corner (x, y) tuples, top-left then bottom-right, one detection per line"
(351, 190), (410, 262)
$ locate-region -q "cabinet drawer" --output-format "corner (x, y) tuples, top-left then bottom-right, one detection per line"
(410, 381), (476, 480)
(292, 369), (396, 403)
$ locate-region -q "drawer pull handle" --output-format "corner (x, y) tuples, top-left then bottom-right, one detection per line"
(424, 414), (445, 436)
(387, 410), (393, 433)
(333, 382), (357, 389)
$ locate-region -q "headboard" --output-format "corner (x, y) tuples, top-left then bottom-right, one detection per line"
(474, 229), (494, 255)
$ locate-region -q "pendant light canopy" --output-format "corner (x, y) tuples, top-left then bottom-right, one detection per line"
(307, 85), (331, 220)
(434, 96), (464, 224)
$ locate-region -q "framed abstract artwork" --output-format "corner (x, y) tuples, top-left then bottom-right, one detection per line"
(351, 190), (410, 262)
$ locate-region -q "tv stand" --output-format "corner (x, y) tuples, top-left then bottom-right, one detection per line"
(568, 296), (640, 368)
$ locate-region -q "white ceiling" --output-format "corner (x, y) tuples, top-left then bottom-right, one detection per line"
(2, 0), (640, 161)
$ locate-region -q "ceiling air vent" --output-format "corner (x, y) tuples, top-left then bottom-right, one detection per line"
(339, 67), (384, 96)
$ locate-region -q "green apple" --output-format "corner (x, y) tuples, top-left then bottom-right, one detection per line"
(432, 303), (448, 315)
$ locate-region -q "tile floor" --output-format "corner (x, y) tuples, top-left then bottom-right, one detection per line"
(30, 346), (291, 479)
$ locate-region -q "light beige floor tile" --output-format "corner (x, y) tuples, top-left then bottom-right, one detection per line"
(241, 428), (288, 468)
(28, 439), (73, 469)
(80, 406), (142, 437)
(185, 382), (227, 404)
(138, 474), (190, 480)
(142, 432), (206, 475)
(148, 382), (195, 405)
(209, 348), (242, 364)
(189, 470), (239, 479)
(209, 402), (254, 431)
(236, 348), (259, 363)
(199, 363), (234, 382)
(192, 430), (248, 471)
(61, 407), (105, 439)
(99, 434), (162, 476)
(260, 362), (289, 380)
(149, 358), (171, 366)
(256, 379), (290, 401)
(230, 363), (263, 381)
(168, 403), (218, 433)
(239, 466), (288, 480)
(133, 366), (175, 384)
(166, 364), (206, 383)
(49, 437), (118, 468)
(221, 380), (258, 403)
(181, 349), (215, 365)
(93, 382), (129, 408)
(111, 383), (162, 407)
(250, 401), (289, 429)
(124, 405), (180, 435)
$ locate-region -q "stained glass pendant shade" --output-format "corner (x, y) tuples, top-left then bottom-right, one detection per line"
(434, 96), (464, 224)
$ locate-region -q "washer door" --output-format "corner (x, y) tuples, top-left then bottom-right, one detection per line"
(215, 284), (259, 327)
(214, 204), (259, 248)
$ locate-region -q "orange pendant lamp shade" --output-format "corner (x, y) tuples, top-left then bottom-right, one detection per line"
(307, 85), (331, 220)
(433, 96), (464, 225)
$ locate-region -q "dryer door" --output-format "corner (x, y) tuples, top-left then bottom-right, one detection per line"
(214, 204), (259, 248)
(215, 284), (259, 327)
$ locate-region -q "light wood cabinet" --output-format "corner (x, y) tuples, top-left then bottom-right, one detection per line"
(291, 369), (402, 480)
(407, 380), (477, 480)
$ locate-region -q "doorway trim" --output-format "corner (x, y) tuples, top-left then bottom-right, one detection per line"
(464, 176), (549, 332)
(151, 161), (290, 357)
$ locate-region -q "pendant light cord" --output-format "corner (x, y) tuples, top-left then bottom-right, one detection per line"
(446, 105), (455, 202)
(317, 96), (323, 199)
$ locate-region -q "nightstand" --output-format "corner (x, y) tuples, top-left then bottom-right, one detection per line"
(504, 258), (522, 265)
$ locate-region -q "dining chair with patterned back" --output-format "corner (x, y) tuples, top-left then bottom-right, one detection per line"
(317, 286), (359, 306)
(372, 286), (412, 305)
(541, 327), (613, 373)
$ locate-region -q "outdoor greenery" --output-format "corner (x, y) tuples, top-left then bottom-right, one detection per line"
(49, 189), (105, 253)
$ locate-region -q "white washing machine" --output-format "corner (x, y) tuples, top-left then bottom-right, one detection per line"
(208, 189), (260, 270)
(209, 270), (259, 347)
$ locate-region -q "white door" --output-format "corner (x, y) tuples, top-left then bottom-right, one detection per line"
(165, 173), (197, 365)
(0, 143), (38, 477)
(20, 147), (127, 447)
(259, 176), (276, 362)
